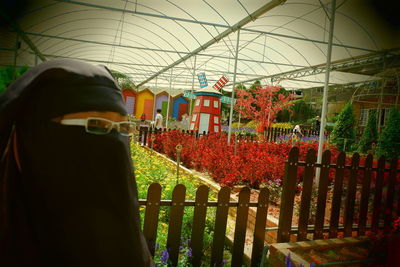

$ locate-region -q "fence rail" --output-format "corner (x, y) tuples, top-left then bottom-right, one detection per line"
(137, 126), (323, 145)
(277, 147), (400, 243)
(139, 183), (269, 267)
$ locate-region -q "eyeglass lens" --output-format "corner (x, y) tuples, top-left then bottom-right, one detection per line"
(86, 118), (135, 136)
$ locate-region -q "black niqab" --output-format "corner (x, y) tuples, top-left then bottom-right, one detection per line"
(0, 59), (152, 266)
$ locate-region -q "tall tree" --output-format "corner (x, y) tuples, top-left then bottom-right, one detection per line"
(376, 108), (400, 161)
(235, 85), (293, 133)
(331, 103), (356, 151)
(357, 109), (378, 153)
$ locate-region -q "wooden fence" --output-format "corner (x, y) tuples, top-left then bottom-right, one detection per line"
(137, 126), (321, 145)
(139, 183), (269, 267)
(277, 147), (400, 242)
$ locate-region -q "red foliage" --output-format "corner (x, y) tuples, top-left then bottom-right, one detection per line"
(235, 85), (294, 133)
(150, 131), (400, 190)
(152, 131), (334, 187)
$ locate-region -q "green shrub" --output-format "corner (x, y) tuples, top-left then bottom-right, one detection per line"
(357, 109), (378, 154)
(376, 108), (400, 161)
(0, 66), (29, 94)
(330, 103), (356, 152)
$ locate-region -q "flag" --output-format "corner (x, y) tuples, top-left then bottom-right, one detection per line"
(197, 73), (208, 88)
(213, 75), (229, 90)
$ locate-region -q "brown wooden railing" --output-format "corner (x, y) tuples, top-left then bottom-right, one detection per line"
(277, 147), (400, 243)
(139, 183), (269, 267)
(137, 126), (322, 145)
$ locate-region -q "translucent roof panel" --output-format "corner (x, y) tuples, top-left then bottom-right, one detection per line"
(1, 0), (399, 91)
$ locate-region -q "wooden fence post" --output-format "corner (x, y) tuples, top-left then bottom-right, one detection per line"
(314, 150), (331, 240)
(167, 184), (186, 266)
(143, 183), (162, 256)
(358, 154), (373, 235)
(231, 187), (251, 267)
(329, 152), (346, 238)
(385, 157), (398, 232)
(297, 149), (317, 241)
(190, 185), (209, 267)
(277, 147), (299, 242)
(211, 187), (231, 267)
(372, 156), (385, 233)
(251, 187), (269, 267)
(344, 153), (360, 237)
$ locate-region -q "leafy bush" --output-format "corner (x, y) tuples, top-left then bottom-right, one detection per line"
(330, 103), (356, 152)
(376, 108), (400, 161)
(271, 122), (293, 129)
(357, 109), (378, 154)
(0, 66), (29, 94)
(152, 130), (338, 188)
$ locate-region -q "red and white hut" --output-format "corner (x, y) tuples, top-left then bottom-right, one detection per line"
(190, 86), (222, 134)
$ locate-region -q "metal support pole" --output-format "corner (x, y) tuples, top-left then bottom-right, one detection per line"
(228, 29), (241, 145)
(316, 0), (336, 183)
(189, 56), (197, 116)
(166, 68), (173, 129)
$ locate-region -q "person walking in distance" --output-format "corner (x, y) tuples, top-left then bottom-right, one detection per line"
(154, 109), (163, 131)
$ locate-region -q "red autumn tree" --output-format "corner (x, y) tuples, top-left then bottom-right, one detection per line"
(235, 85), (294, 133)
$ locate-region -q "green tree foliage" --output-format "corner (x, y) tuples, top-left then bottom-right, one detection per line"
(331, 103), (356, 152)
(276, 99), (316, 123)
(357, 109), (378, 153)
(376, 108), (400, 161)
(0, 66), (29, 94)
(110, 70), (136, 90)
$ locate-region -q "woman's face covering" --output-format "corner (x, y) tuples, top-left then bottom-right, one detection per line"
(0, 59), (152, 266)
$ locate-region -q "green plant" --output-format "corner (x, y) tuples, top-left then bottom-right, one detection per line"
(330, 103), (356, 152)
(357, 109), (378, 154)
(0, 66), (29, 93)
(376, 108), (400, 161)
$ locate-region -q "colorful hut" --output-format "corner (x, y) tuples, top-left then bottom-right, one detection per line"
(172, 94), (189, 121)
(122, 89), (136, 115)
(135, 89), (154, 120)
(154, 92), (170, 119)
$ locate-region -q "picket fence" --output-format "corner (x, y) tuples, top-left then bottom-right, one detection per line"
(138, 142), (400, 265)
(139, 184), (269, 267)
(277, 147), (400, 242)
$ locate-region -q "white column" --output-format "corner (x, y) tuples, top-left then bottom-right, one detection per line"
(227, 29), (240, 145)
(316, 0), (336, 183)
(166, 68), (173, 129)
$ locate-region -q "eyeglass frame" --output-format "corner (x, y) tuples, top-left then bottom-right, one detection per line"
(59, 117), (136, 136)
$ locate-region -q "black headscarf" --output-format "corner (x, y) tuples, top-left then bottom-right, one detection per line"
(0, 59), (153, 266)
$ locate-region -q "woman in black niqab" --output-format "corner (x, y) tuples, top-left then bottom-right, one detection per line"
(0, 59), (153, 266)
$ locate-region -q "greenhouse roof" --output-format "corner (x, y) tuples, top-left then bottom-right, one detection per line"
(1, 0), (399, 91)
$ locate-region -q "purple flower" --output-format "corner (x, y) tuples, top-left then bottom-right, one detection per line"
(186, 248), (193, 257)
(222, 258), (228, 265)
(160, 249), (169, 265)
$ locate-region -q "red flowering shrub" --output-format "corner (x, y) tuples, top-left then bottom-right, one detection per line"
(150, 131), (400, 189)
(151, 131), (341, 187)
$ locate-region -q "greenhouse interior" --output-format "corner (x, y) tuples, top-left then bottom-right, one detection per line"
(1, 0), (400, 266)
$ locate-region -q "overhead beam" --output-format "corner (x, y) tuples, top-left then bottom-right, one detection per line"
(137, 0), (287, 86)
(33, 52), (267, 77)
(23, 31), (306, 68)
(234, 50), (400, 85)
(0, 9), (46, 61)
(57, 0), (380, 53)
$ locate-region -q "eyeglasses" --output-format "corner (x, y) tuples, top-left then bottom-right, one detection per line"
(60, 117), (136, 136)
